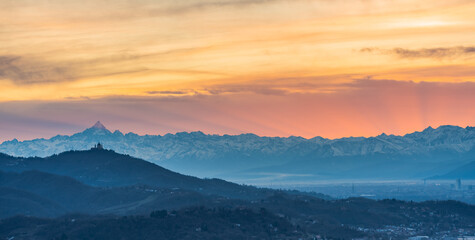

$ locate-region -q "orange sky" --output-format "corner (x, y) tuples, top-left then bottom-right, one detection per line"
(1, 0), (475, 141)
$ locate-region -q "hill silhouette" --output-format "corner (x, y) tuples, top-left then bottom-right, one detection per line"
(0, 148), (270, 199)
(0, 170), (233, 218)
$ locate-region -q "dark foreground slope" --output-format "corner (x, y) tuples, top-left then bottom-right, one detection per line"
(0, 171), (224, 218)
(0, 208), (305, 240)
(1, 197), (475, 240)
(0, 149), (275, 199)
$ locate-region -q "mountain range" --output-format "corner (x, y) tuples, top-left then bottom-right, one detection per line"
(1, 122), (474, 182)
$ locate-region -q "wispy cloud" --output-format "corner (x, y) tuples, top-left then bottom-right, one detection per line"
(148, 0), (289, 16)
(0, 55), (76, 84)
(0, 52), (209, 85)
(202, 74), (360, 95)
(205, 84), (289, 96)
(361, 46), (475, 59)
(146, 90), (189, 95)
(0, 54), (149, 85)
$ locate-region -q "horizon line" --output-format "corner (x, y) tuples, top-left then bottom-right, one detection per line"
(2, 123), (473, 144)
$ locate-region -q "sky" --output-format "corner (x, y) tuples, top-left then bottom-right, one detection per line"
(1, 0), (475, 141)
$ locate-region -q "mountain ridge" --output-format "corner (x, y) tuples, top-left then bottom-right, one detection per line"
(1, 123), (475, 181)
(4, 122), (474, 144)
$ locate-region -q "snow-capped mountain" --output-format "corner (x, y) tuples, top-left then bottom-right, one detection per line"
(1, 122), (474, 181)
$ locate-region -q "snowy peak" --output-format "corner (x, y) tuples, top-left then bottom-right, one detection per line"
(91, 121), (107, 130)
(78, 121), (112, 136)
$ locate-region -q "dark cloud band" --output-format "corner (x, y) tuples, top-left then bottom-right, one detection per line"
(361, 46), (475, 59)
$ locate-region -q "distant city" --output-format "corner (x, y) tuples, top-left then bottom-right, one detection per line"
(263, 179), (475, 204)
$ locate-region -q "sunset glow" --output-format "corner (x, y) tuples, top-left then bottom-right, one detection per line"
(1, 0), (475, 141)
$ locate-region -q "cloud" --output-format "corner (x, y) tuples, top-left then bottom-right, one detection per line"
(361, 46), (475, 59)
(146, 90), (189, 95)
(0, 55), (76, 84)
(141, 75), (354, 98)
(140, 75), (355, 98)
(205, 84), (289, 96)
(202, 74), (357, 96)
(64, 96), (91, 100)
(5, 0), (293, 23)
(0, 54), (165, 85)
(148, 0), (288, 16)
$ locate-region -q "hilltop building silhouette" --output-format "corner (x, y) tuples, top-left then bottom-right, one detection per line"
(92, 142), (104, 150)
